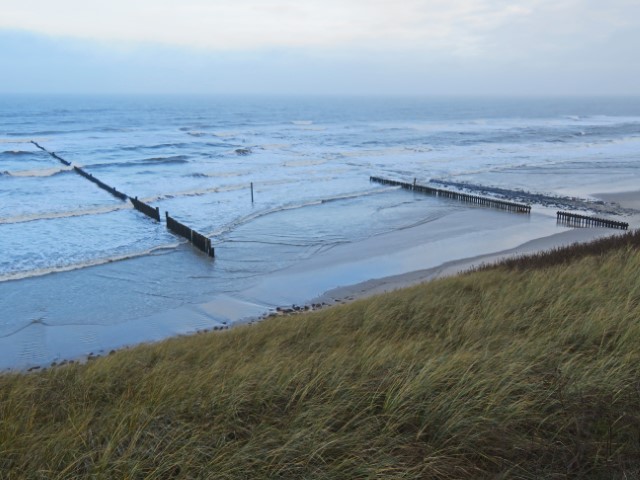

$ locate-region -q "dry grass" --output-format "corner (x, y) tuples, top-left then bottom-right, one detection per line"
(478, 228), (640, 271)
(2, 236), (640, 478)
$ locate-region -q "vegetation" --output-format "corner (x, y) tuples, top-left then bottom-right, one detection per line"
(2, 233), (640, 478)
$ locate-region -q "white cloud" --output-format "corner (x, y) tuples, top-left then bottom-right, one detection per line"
(0, 0), (546, 53)
(1, 0), (638, 67)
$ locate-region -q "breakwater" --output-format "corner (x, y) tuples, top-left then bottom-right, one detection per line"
(32, 141), (127, 201)
(166, 213), (215, 257)
(429, 179), (631, 217)
(130, 197), (161, 222)
(557, 211), (628, 230)
(73, 166), (128, 201)
(31, 141), (71, 166)
(30, 141), (215, 257)
(370, 176), (531, 214)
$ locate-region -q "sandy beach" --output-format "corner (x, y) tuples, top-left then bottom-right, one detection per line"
(313, 186), (640, 304)
(1, 188), (637, 372)
(2, 93), (640, 373)
(595, 190), (640, 211)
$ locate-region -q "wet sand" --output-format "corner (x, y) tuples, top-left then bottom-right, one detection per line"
(594, 190), (640, 211)
(2, 192), (637, 372)
(313, 228), (624, 304)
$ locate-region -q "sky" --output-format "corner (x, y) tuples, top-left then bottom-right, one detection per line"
(0, 0), (639, 95)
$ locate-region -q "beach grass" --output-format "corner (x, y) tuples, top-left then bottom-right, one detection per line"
(2, 232), (640, 478)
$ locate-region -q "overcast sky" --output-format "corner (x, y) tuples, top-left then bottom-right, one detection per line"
(1, 0), (638, 95)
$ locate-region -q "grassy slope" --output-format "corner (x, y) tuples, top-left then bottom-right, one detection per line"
(2, 233), (640, 478)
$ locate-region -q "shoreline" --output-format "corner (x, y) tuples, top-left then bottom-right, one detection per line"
(314, 189), (640, 305)
(594, 189), (640, 211)
(311, 227), (625, 306)
(2, 190), (638, 373)
(4, 224), (624, 374)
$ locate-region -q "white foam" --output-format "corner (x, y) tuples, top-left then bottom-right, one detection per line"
(0, 203), (131, 225)
(3, 166), (73, 177)
(0, 243), (180, 284)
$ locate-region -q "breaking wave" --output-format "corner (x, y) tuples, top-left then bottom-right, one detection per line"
(86, 155), (190, 170)
(1, 150), (37, 157)
(0, 243), (180, 284)
(1, 166), (73, 178)
(0, 204), (132, 225)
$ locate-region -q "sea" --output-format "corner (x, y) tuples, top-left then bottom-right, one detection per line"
(1, 95), (639, 366)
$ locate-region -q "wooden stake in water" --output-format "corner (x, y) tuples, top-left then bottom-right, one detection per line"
(251, 182), (254, 203)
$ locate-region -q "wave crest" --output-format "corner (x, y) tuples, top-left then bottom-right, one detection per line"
(0, 243), (180, 284)
(1, 166), (73, 178)
(1, 150), (36, 156)
(87, 155), (190, 170)
(0, 204), (131, 225)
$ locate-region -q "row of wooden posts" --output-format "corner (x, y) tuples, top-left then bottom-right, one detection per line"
(557, 211), (628, 230)
(130, 196), (161, 222)
(31, 141), (631, 241)
(32, 142), (70, 166)
(372, 175), (629, 231)
(31, 141), (215, 257)
(73, 166), (129, 201)
(371, 176), (531, 214)
(166, 213), (215, 257)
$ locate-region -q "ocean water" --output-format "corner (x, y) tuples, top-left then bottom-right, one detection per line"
(1, 95), (640, 352)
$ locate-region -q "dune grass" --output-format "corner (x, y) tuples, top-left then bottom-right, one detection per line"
(2, 235), (640, 478)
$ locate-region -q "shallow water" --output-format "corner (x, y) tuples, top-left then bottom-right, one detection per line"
(1, 95), (639, 368)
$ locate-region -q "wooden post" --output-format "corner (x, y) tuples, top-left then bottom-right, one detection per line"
(251, 182), (254, 203)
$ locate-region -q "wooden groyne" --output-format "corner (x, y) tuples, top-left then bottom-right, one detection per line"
(30, 140), (217, 258)
(31, 141), (71, 166)
(32, 141), (127, 201)
(31, 141), (45, 151)
(166, 212), (215, 257)
(371, 176), (531, 214)
(557, 211), (628, 230)
(50, 153), (71, 166)
(130, 196), (161, 222)
(73, 166), (128, 201)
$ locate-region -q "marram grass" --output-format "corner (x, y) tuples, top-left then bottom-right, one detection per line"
(2, 236), (640, 478)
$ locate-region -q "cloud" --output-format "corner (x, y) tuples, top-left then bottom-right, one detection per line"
(0, 0), (553, 54)
(1, 27), (638, 96)
(1, 1), (639, 95)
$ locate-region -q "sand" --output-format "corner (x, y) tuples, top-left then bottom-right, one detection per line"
(594, 190), (640, 212)
(1, 192), (637, 372)
(313, 227), (623, 304)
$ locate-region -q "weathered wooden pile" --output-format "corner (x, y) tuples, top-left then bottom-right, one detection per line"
(31, 141), (215, 257)
(130, 197), (161, 222)
(166, 213), (215, 257)
(370, 176), (531, 214)
(73, 166), (128, 201)
(28, 140), (634, 260)
(371, 176), (631, 231)
(557, 211), (628, 230)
